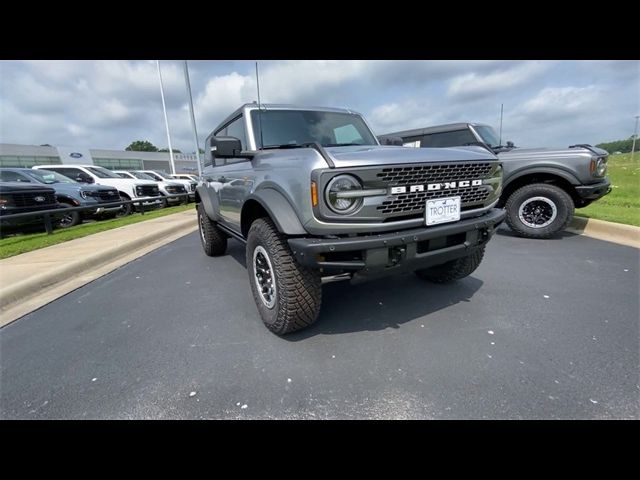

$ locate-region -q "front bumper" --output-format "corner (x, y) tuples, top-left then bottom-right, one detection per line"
(575, 178), (611, 201)
(288, 208), (506, 281)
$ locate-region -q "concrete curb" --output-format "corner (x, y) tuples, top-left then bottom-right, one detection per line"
(0, 211), (197, 321)
(568, 216), (640, 249)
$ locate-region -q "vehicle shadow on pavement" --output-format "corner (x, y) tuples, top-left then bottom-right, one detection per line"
(289, 274), (484, 340)
(228, 240), (483, 340)
(495, 224), (579, 240)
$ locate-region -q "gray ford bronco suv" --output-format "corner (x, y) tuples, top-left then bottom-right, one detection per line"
(196, 104), (505, 335)
(380, 122), (611, 239)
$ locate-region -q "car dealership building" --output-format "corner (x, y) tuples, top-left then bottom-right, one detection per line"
(0, 143), (201, 175)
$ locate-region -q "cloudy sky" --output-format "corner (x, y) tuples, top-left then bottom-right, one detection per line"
(1, 60), (638, 152)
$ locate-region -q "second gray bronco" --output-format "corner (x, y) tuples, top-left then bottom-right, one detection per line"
(196, 104), (505, 335)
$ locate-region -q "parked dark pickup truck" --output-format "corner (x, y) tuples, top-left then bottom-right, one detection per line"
(0, 182), (65, 236)
(379, 123), (611, 238)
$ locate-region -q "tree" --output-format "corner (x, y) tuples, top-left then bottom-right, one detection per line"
(125, 140), (158, 152)
(159, 148), (182, 153)
(596, 136), (636, 154)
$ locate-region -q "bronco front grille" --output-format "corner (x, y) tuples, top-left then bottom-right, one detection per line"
(376, 162), (494, 184)
(374, 162), (495, 217)
(378, 187), (491, 215)
(92, 190), (119, 202)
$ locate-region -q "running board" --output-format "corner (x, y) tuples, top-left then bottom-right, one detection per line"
(216, 223), (247, 244)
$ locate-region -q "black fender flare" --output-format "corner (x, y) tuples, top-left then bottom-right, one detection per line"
(244, 189), (306, 235)
(504, 167), (581, 190)
(196, 185), (221, 221)
(55, 194), (78, 206)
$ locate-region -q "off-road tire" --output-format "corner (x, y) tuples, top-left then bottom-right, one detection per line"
(197, 203), (227, 256)
(415, 245), (485, 283)
(505, 183), (574, 239)
(246, 218), (322, 335)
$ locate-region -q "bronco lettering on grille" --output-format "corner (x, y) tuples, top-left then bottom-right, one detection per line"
(391, 179), (483, 194)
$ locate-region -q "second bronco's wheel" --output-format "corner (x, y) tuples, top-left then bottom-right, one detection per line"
(246, 218), (322, 335)
(197, 203), (227, 256)
(415, 245), (485, 283)
(505, 183), (574, 239)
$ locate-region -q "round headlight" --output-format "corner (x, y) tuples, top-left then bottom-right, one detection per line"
(325, 174), (363, 214)
(596, 158), (607, 177)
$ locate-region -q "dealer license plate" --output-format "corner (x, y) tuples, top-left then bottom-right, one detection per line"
(425, 196), (461, 226)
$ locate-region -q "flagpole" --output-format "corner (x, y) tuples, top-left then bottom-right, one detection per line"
(183, 60), (202, 178)
(156, 60), (176, 175)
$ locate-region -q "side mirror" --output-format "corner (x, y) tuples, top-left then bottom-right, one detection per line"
(211, 136), (243, 158)
(378, 135), (404, 146)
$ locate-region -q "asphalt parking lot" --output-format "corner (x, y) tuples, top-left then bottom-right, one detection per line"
(1, 225), (638, 419)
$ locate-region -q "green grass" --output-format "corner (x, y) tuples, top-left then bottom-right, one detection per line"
(576, 153), (640, 226)
(0, 203), (194, 259)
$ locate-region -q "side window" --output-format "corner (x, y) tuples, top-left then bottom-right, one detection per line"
(402, 135), (422, 148)
(213, 116), (247, 167)
(421, 130), (477, 148)
(0, 171), (30, 182)
(226, 117), (247, 150)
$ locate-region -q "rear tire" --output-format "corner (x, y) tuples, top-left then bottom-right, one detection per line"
(246, 218), (322, 335)
(505, 183), (574, 239)
(415, 245), (485, 283)
(197, 203), (227, 256)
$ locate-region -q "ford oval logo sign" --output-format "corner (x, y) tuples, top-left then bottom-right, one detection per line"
(34, 196), (45, 202)
(69, 152), (83, 159)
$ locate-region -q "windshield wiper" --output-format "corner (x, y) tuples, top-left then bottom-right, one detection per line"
(261, 143), (310, 150)
(324, 143), (363, 147)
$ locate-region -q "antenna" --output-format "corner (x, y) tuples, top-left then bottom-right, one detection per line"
(255, 62), (265, 150)
(499, 103), (504, 146)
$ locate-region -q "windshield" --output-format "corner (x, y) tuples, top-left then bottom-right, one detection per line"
(250, 110), (377, 149)
(86, 166), (122, 179)
(26, 169), (77, 184)
(474, 125), (501, 148)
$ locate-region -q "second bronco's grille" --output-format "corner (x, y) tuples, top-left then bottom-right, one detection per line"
(376, 162), (494, 184)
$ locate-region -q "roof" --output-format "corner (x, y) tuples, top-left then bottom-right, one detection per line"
(380, 122), (491, 139)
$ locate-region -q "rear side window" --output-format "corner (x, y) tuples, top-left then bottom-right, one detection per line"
(421, 130), (477, 148)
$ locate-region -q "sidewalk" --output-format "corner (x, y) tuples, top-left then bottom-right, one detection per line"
(0, 209), (197, 327)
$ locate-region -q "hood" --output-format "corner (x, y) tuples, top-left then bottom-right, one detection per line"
(323, 145), (497, 168)
(0, 182), (56, 194)
(498, 145), (608, 160)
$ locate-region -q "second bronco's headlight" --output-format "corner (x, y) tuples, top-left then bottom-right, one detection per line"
(325, 174), (363, 214)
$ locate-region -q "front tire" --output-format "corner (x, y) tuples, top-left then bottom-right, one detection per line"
(116, 195), (132, 217)
(505, 183), (574, 239)
(246, 218), (322, 335)
(197, 203), (227, 256)
(58, 203), (81, 228)
(415, 245), (485, 283)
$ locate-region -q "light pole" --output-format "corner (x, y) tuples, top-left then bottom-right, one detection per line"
(631, 115), (639, 162)
(156, 60), (176, 175)
(183, 60), (202, 178)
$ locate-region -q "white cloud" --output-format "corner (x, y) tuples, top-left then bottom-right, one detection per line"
(447, 62), (550, 100)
